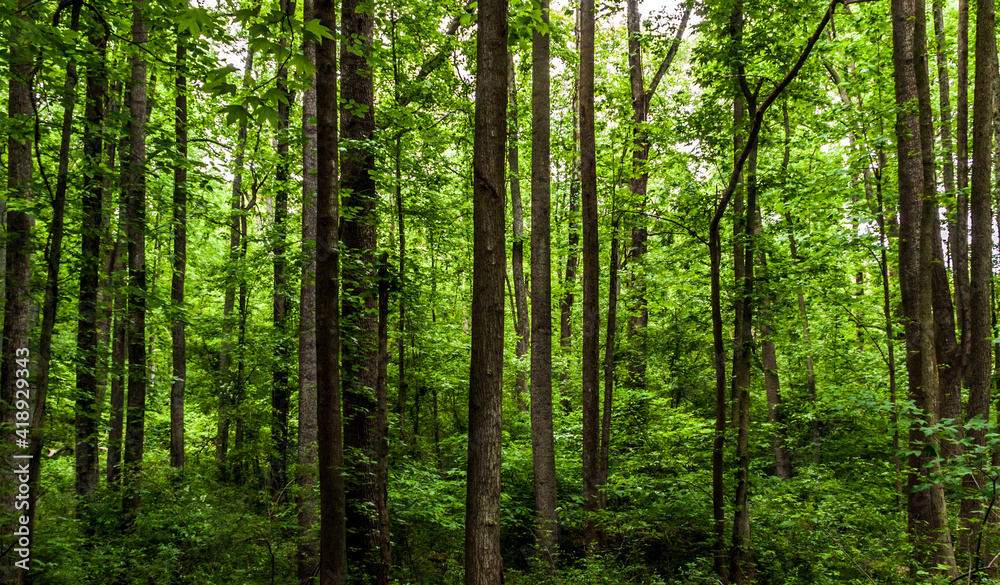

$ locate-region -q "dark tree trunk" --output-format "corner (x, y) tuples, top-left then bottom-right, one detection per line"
(508, 52), (530, 412)
(316, 0), (347, 579)
(2, 1), (34, 578)
(598, 233), (619, 524)
(340, 0), (386, 578)
(122, 0), (149, 525)
(729, 104), (756, 585)
(465, 0), (507, 580)
(530, 0), (558, 567)
(958, 0), (996, 564)
(76, 1), (105, 513)
(579, 0), (600, 554)
(297, 0), (319, 577)
(270, 0), (294, 496)
(170, 2), (188, 471)
(893, 0), (957, 574)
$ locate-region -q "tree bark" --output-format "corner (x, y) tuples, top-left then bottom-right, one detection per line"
(893, 0), (957, 574)
(170, 1), (188, 471)
(297, 0), (319, 577)
(270, 0), (294, 497)
(340, 0), (387, 578)
(316, 0), (346, 580)
(2, 0), (33, 577)
(530, 0), (558, 567)
(122, 0), (149, 525)
(579, 0), (601, 555)
(465, 0), (507, 580)
(958, 0), (996, 564)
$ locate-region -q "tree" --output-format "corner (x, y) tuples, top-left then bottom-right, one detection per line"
(892, 0), (956, 573)
(465, 0), (508, 580)
(529, 0), (557, 567)
(340, 0), (388, 576)
(579, 0), (600, 554)
(122, 0), (149, 524)
(316, 0), (346, 580)
(297, 0), (320, 577)
(170, 0), (188, 471)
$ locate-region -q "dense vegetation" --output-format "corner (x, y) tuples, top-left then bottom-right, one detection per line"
(2, 0), (1000, 583)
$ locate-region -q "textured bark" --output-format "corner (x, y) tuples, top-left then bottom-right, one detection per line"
(316, 0), (346, 580)
(270, 0), (294, 496)
(893, 0), (957, 574)
(170, 3), (188, 471)
(508, 53), (530, 412)
(958, 0), (996, 563)
(465, 0), (507, 580)
(297, 0), (319, 577)
(107, 229), (127, 489)
(729, 104), (756, 585)
(122, 0), (149, 525)
(340, 0), (386, 578)
(530, 0), (557, 567)
(922, 1), (963, 462)
(1, 1), (33, 577)
(579, 0), (600, 554)
(954, 0), (971, 364)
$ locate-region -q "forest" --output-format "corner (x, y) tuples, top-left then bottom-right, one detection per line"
(2, 0), (1000, 582)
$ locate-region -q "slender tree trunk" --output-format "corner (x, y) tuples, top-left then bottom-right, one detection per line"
(598, 233), (619, 523)
(75, 1), (104, 515)
(623, 1), (689, 391)
(270, 0), (294, 496)
(122, 0), (149, 525)
(958, 0), (996, 564)
(316, 0), (346, 579)
(1, 3), (33, 575)
(465, 0), (507, 580)
(170, 2), (188, 471)
(579, 0), (600, 554)
(218, 36), (256, 479)
(508, 52), (530, 412)
(530, 0), (557, 567)
(893, 0), (957, 574)
(297, 0), (320, 577)
(729, 107), (756, 585)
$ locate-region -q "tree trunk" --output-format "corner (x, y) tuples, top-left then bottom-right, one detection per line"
(218, 34), (256, 479)
(170, 2), (188, 471)
(2, 1), (33, 578)
(598, 233), (619, 523)
(316, 0), (347, 579)
(270, 0), (294, 497)
(530, 0), (558, 567)
(122, 0), (149, 525)
(893, 0), (957, 574)
(465, 0), (507, 580)
(729, 102), (756, 585)
(579, 0), (601, 555)
(297, 0), (319, 577)
(958, 0), (996, 564)
(508, 52), (530, 413)
(340, 0), (387, 578)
